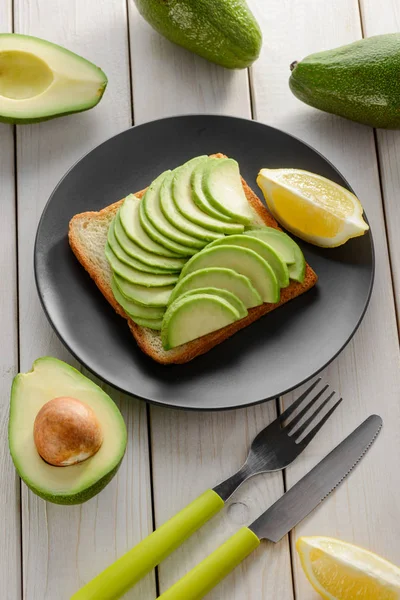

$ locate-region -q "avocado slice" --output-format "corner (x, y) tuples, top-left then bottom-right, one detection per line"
(168, 267), (262, 309)
(0, 34), (107, 124)
(105, 243), (179, 287)
(161, 294), (240, 350)
(209, 234), (290, 288)
(289, 34), (400, 129)
(180, 245), (279, 303)
(8, 357), (126, 504)
(179, 287), (248, 319)
(112, 279), (164, 328)
(246, 228), (306, 283)
(172, 157), (245, 234)
(114, 274), (173, 307)
(111, 278), (165, 319)
(139, 202), (195, 256)
(160, 168), (226, 241)
(202, 158), (254, 224)
(191, 159), (236, 222)
(139, 172), (199, 256)
(142, 171), (205, 250)
(114, 213), (186, 272)
(108, 218), (176, 274)
(119, 195), (182, 258)
(245, 227), (296, 263)
(130, 316), (163, 330)
(134, 0), (262, 70)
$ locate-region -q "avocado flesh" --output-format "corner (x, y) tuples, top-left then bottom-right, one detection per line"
(168, 267), (262, 308)
(160, 167), (227, 240)
(172, 158), (245, 235)
(0, 34), (107, 124)
(142, 171), (205, 250)
(179, 287), (248, 319)
(139, 200), (195, 256)
(131, 316), (163, 330)
(111, 278), (165, 319)
(162, 294), (240, 350)
(191, 159), (236, 222)
(105, 243), (179, 286)
(139, 172), (199, 256)
(180, 245), (280, 303)
(286, 243), (306, 283)
(246, 228), (305, 283)
(245, 227), (296, 263)
(108, 219), (176, 274)
(209, 234), (290, 287)
(9, 357), (127, 505)
(203, 159), (254, 224)
(289, 33), (400, 129)
(114, 213), (186, 272)
(115, 274), (173, 307)
(119, 195), (182, 258)
(133, 0), (262, 69)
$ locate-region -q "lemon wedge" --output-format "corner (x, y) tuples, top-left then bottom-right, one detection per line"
(297, 536), (400, 600)
(257, 168), (369, 247)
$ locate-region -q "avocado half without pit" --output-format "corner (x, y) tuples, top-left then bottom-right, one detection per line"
(9, 357), (127, 504)
(0, 34), (107, 124)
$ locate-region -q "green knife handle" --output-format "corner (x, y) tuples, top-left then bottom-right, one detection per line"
(158, 527), (260, 600)
(70, 489), (224, 600)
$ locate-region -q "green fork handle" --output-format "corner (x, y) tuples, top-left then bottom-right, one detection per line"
(71, 489), (224, 600)
(158, 527), (261, 599)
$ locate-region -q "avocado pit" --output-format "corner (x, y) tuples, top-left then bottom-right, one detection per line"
(0, 50), (54, 99)
(33, 396), (103, 467)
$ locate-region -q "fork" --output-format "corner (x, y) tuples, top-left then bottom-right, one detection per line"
(72, 379), (342, 600)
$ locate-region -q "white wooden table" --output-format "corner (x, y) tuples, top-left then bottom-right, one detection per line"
(2, 1), (400, 598)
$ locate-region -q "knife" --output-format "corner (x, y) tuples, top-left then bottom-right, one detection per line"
(157, 414), (382, 600)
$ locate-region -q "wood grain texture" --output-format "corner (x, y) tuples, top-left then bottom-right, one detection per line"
(128, 1), (251, 122)
(128, 4), (294, 599)
(13, 1), (155, 598)
(249, 0), (400, 597)
(0, 4), (21, 599)
(149, 405), (293, 599)
(359, 0), (400, 323)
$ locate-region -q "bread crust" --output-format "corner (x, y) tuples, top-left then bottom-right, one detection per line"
(69, 155), (318, 364)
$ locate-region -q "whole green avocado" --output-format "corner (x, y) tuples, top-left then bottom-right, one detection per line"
(133, 0), (262, 69)
(289, 34), (400, 129)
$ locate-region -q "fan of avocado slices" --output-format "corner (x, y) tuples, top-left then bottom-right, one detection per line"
(105, 156), (306, 349)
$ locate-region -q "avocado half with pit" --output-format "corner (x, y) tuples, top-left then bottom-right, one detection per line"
(0, 34), (107, 124)
(9, 357), (127, 505)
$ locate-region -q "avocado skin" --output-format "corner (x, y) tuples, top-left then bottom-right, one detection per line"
(134, 0), (262, 69)
(0, 86), (107, 125)
(289, 34), (400, 129)
(19, 460), (124, 505)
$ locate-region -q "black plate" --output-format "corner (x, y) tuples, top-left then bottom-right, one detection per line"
(35, 115), (374, 411)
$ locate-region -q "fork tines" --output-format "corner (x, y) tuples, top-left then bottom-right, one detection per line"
(280, 379), (343, 447)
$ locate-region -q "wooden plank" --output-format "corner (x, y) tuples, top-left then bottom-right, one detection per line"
(128, 5), (294, 599)
(13, 2), (155, 598)
(0, 3), (22, 598)
(359, 0), (400, 320)
(249, 0), (400, 597)
(128, 1), (251, 122)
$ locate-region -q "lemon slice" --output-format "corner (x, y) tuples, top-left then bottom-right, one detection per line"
(297, 536), (400, 600)
(257, 168), (369, 247)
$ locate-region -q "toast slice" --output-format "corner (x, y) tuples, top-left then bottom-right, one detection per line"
(69, 154), (317, 364)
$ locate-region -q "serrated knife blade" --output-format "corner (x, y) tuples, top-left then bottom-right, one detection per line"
(249, 414), (382, 542)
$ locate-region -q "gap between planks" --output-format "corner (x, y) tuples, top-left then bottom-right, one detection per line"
(357, 0), (400, 340)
